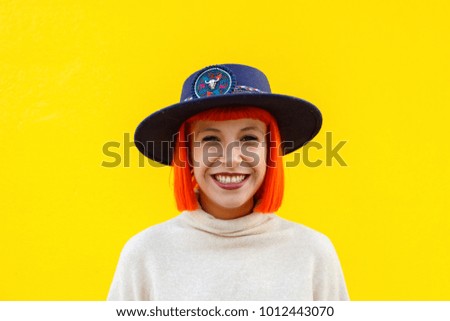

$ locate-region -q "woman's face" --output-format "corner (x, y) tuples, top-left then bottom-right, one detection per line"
(189, 118), (267, 219)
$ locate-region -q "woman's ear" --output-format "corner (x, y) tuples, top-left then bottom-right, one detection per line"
(186, 128), (194, 168)
(188, 146), (194, 169)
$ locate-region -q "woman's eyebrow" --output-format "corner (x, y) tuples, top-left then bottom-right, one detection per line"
(240, 126), (265, 135)
(197, 126), (265, 134)
(197, 128), (221, 134)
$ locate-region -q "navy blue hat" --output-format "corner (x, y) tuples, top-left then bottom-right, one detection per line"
(134, 64), (322, 165)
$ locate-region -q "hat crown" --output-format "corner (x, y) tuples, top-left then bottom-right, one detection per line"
(180, 64), (272, 102)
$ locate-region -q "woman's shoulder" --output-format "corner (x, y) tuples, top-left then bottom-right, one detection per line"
(118, 215), (183, 257)
(276, 216), (339, 257)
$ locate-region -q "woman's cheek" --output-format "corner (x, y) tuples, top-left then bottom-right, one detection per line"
(241, 145), (265, 167)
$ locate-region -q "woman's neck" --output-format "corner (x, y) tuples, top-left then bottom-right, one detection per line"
(198, 193), (254, 220)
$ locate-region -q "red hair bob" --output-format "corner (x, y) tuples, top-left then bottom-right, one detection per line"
(172, 106), (284, 213)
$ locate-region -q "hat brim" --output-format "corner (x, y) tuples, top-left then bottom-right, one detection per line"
(134, 93), (322, 165)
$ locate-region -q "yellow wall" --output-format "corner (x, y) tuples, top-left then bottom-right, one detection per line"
(1, 0), (449, 300)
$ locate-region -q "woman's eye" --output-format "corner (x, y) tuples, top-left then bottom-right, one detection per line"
(241, 135), (258, 142)
(202, 135), (219, 142)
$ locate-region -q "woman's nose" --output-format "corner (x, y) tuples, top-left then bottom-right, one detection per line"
(222, 141), (243, 168)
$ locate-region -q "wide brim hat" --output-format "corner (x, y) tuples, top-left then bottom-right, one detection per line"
(135, 64), (322, 165)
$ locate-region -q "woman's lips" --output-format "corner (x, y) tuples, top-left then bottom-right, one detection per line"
(211, 174), (250, 190)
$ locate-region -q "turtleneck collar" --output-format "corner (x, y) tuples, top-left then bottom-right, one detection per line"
(180, 208), (278, 237)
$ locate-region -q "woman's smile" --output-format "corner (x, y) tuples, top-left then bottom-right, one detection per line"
(211, 173), (250, 190)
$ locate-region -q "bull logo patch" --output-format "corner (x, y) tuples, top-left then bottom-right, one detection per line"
(193, 66), (234, 98)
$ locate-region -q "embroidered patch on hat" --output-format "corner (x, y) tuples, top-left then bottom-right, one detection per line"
(193, 66), (235, 98)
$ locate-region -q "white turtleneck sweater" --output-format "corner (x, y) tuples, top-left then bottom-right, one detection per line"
(107, 209), (349, 301)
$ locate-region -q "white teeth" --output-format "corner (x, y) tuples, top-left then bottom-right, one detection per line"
(214, 175), (246, 184)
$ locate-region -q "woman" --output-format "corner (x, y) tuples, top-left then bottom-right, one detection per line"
(107, 64), (349, 300)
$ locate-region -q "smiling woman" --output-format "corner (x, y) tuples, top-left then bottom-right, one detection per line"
(107, 64), (349, 300)
(173, 106), (283, 220)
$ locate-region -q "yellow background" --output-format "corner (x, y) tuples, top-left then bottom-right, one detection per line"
(1, 0), (449, 300)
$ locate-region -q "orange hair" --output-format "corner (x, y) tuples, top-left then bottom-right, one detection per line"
(172, 106), (284, 213)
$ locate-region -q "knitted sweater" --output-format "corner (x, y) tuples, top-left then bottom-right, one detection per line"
(107, 209), (349, 300)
